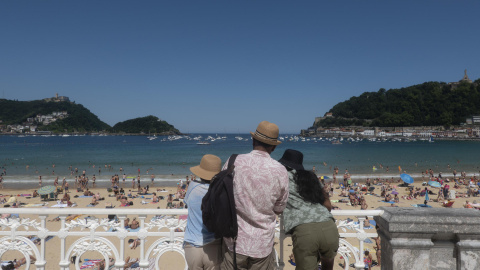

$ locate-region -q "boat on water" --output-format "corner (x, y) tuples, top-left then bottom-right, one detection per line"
(331, 140), (342, 145)
(196, 141), (210, 145)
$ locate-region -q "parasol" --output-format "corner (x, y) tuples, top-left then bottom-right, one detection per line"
(428, 181), (441, 188)
(391, 190), (399, 195)
(400, 173), (414, 184)
(38, 185), (56, 195)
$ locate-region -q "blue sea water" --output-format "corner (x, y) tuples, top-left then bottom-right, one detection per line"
(1, 134), (480, 188)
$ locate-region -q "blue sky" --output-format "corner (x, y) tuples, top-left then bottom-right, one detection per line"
(1, 1), (479, 133)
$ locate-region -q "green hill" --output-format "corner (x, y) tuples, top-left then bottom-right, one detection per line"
(0, 99), (110, 132)
(111, 115), (180, 134)
(316, 79), (480, 128)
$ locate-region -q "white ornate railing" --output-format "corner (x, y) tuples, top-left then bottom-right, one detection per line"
(0, 208), (382, 269)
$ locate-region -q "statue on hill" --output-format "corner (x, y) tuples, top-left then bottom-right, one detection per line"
(461, 69), (472, 83)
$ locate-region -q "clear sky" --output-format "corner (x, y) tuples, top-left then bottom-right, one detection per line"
(1, 1), (479, 133)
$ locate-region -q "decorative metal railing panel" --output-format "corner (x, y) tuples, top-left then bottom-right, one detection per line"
(0, 208), (382, 269)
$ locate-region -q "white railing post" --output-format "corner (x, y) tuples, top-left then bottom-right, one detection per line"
(278, 214), (285, 270)
(59, 215), (68, 270)
(354, 216), (366, 269)
(38, 214), (48, 270)
(138, 214), (147, 269)
(117, 214), (127, 270)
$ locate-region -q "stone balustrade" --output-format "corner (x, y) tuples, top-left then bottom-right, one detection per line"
(375, 207), (480, 270)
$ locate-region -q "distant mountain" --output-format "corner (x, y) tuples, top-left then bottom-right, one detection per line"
(315, 78), (480, 128)
(0, 99), (110, 132)
(111, 115), (180, 135)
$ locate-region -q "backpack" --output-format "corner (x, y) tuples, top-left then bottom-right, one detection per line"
(202, 154), (239, 269)
(202, 154), (238, 238)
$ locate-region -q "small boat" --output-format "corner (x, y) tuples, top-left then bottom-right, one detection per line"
(331, 140), (342, 145)
(197, 141), (210, 145)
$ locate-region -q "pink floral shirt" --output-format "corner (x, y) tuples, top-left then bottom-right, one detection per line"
(224, 150), (289, 258)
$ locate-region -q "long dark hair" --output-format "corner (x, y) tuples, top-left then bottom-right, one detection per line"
(294, 169), (325, 205)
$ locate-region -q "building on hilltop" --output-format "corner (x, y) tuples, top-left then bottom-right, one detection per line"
(448, 69), (474, 89)
(43, 93), (70, 102)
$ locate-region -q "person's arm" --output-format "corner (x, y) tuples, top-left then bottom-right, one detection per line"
(274, 172), (289, 215)
(323, 190), (333, 212)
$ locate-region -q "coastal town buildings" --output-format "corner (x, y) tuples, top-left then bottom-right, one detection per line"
(2, 111), (69, 134)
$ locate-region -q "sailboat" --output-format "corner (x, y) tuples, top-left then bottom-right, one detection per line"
(147, 132), (158, 140)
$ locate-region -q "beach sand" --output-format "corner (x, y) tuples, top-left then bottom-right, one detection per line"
(0, 178), (476, 270)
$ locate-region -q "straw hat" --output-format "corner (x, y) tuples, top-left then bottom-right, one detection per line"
(250, 121), (282, 146)
(190, 154), (222, 181)
(278, 149), (304, 170)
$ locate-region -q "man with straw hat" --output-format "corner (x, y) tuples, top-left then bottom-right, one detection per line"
(184, 154), (223, 270)
(222, 121), (288, 270)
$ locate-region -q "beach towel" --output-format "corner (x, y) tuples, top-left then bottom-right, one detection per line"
(24, 203), (47, 207)
(379, 200), (395, 204)
(411, 204), (432, 208)
(364, 238), (374, 244)
(126, 257), (155, 270)
(443, 201), (454, 208)
(352, 222), (373, 229)
(51, 204), (69, 208)
(79, 195), (93, 198)
(80, 259), (102, 269)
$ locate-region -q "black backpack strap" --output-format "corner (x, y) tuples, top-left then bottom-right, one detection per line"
(227, 154), (238, 171)
(227, 153), (238, 270)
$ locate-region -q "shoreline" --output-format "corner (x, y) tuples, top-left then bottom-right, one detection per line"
(4, 133), (480, 141)
(0, 171), (472, 190)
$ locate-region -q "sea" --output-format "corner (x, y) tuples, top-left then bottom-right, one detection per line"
(1, 134), (480, 189)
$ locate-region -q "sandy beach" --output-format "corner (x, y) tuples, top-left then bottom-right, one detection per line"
(0, 177), (478, 270)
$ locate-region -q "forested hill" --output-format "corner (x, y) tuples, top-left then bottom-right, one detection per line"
(316, 80), (480, 128)
(0, 99), (110, 132)
(111, 115), (180, 135)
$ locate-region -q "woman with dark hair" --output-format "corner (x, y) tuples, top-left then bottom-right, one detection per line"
(279, 149), (339, 270)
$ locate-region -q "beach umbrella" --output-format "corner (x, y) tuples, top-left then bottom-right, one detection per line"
(400, 173), (414, 184)
(428, 181), (441, 188)
(38, 185), (56, 195)
(391, 190), (399, 195)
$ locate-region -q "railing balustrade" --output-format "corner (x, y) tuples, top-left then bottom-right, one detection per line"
(0, 208), (382, 269)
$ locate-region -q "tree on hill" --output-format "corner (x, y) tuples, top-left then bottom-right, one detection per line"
(0, 99), (110, 132)
(316, 81), (480, 128)
(111, 115), (180, 134)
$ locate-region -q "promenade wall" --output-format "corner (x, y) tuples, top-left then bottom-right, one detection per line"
(375, 207), (480, 270)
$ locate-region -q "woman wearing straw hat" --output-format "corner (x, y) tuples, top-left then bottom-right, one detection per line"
(183, 154), (223, 270)
(279, 149), (339, 270)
